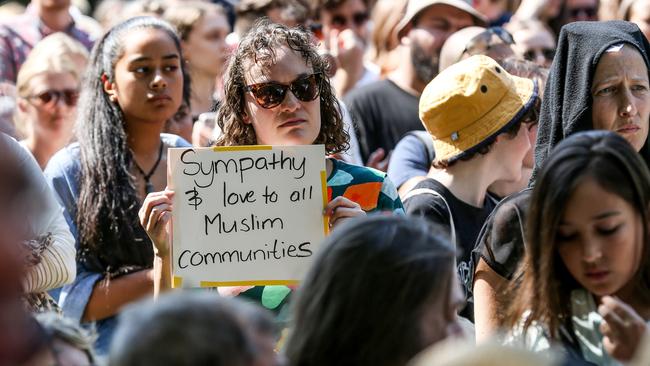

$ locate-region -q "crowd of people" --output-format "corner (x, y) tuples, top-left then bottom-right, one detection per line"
(2, 0), (650, 364)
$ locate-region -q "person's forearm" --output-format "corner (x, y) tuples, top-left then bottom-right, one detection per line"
(23, 243), (75, 293)
(473, 259), (509, 343)
(153, 254), (172, 298)
(82, 269), (154, 322)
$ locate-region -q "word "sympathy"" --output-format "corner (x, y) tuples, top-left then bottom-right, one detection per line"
(180, 149), (307, 186)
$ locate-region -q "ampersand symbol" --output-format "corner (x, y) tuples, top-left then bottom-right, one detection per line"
(185, 187), (203, 210)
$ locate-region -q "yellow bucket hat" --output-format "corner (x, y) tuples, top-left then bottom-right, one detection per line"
(419, 55), (537, 163)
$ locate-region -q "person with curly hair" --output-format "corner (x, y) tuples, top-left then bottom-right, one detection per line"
(140, 20), (403, 321)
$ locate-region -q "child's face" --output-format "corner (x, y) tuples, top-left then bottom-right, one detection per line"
(105, 28), (183, 126)
(557, 177), (644, 298)
(242, 45), (321, 147)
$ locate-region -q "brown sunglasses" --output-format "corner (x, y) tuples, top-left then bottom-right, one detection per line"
(245, 73), (322, 109)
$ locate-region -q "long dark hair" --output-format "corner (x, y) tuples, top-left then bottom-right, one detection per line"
(75, 16), (186, 274)
(285, 216), (456, 366)
(507, 131), (650, 339)
(216, 20), (349, 155)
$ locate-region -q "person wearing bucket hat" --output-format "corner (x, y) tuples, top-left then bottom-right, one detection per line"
(344, 0), (486, 170)
(404, 55), (538, 320)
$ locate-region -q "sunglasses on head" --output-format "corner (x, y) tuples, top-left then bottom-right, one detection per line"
(463, 27), (515, 57)
(28, 89), (79, 107)
(245, 73), (322, 109)
(331, 12), (369, 27)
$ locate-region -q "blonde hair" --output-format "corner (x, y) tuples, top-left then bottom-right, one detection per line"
(27, 32), (89, 69)
(369, 0), (408, 76)
(0, 1), (25, 22)
(16, 33), (86, 96)
(163, 1), (225, 41)
(411, 341), (558, 366)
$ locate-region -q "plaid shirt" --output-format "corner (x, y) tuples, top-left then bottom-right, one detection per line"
(0, 6), (94, 83)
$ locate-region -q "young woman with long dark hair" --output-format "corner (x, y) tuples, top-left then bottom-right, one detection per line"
(505, 131), (650, 364)
(44, 16), (190, 354)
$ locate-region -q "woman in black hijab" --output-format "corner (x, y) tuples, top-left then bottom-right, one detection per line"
(473, 20), (650, 350)
(533, 20), (650, 172)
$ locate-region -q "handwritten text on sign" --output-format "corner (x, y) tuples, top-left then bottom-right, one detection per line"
(168, 145), (327, 288)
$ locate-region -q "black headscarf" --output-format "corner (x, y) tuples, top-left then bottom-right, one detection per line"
(532, 20), (650, 182)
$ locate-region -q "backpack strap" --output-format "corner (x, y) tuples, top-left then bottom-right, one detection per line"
(404, 188), (456, 245)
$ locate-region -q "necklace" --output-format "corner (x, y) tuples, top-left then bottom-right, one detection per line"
(133, 140), (164, 194)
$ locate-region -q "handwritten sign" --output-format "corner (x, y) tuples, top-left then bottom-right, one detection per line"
(168, 145), (328, 288)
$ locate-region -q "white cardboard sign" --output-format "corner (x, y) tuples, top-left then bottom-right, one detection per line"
(168, 145), (328, 288)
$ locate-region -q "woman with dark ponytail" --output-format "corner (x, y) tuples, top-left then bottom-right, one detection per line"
(44, 16), (190, 354)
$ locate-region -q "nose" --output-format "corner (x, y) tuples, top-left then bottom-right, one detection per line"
(151, 71), (167, 90)
(53, 95), (67, 109)
(618, 87), (638, 118)
(582, 240), (603, 264)
(280, 89), (301, 113)
(535, 51), (546, 66)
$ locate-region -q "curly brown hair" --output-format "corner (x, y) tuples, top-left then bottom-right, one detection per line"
(216, 20), (349, 155)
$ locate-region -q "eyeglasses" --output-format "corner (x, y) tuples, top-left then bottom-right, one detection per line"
(245, 73), (321, 109)
(523, 48), (556, 62)
(27, 89), (79, 107)
(462, 27), (515, 57)
(568, 6), (597, 18)
(331, 12), (369, 27)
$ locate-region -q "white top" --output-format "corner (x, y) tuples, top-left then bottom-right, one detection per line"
(1, 133), (76, 293)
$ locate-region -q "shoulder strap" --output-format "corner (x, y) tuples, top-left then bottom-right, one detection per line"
(486, 193), (500, 206)
(404, 188), (456, 245)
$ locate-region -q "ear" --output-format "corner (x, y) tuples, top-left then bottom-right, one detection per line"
(17, 98), (28, 113)
(102, 75), (118, 103)
(399, 24), (413, 46)
(181, 42), (190, 62)
(242, 108), (251, 124)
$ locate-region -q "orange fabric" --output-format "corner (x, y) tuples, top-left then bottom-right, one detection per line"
(342, 182), (382, 211)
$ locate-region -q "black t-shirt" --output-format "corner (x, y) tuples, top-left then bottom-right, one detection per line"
(404, 178), (497, 293)
(473, 188), (531, 281)
(344, 79), (422, 163)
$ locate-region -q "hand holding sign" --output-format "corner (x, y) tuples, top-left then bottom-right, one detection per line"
(324, 195), (366, 228)
(139, 190), (174, 257)
(139, 190), (175, 296)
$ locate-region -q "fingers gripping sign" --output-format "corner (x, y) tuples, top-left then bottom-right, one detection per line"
(139, 189), (175, 257)
(324, 196), (366, 229)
